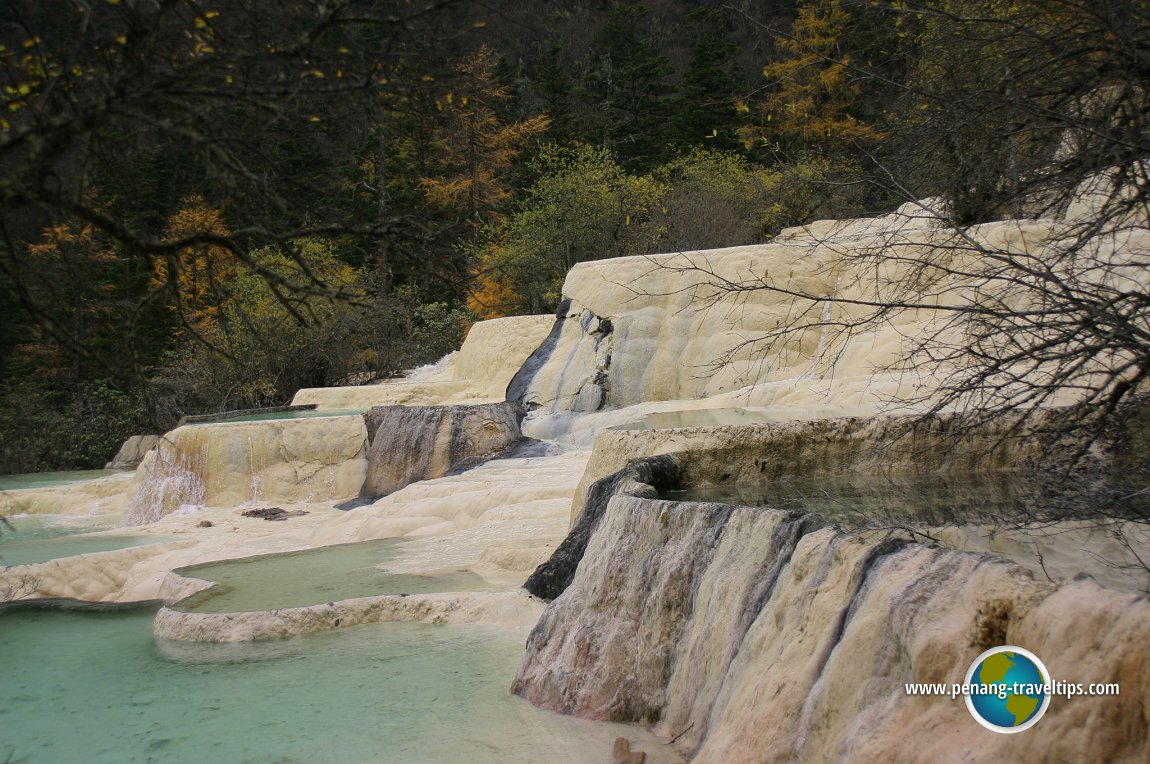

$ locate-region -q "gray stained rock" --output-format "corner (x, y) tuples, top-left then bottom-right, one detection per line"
(523, 454), (680, 602)
(361, 402), (523, 497)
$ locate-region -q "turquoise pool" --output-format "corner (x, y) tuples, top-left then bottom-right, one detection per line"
(174, 539), (488, 613)
(0, 608), (676, 763)
(0, 516), (160, 568)
(0, 469), (118, 491)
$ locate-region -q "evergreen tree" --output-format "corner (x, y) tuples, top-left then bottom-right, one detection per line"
(580, 2), (674, 169)
(419, 45), (551, 226)
(667, 9), (748, 154)
(747, 0), (883, 160)
(536, 44), (576, 145)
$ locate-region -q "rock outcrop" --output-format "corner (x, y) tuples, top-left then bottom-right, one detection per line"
(125, 415), (368, 525)
(514, 488), (1150, 762)
(523, 455), (679, 601)
(105, 434), (160, 470)
(360, 402), (522, 497)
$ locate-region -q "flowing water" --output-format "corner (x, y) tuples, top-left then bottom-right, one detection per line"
(173, 539), (488, 613)
(0, 608), (680, 764)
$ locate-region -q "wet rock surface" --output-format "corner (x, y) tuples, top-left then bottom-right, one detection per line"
(524, 455), (681, 601)
(514, 489), (1150, 762)
(361, 402), (523, 497)
(239, 507), (308, 521)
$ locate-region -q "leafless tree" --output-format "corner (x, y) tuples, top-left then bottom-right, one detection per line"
(0, 0), (464, 374)
(0, 514), (42, 602)
(644, 0), (1150, 457)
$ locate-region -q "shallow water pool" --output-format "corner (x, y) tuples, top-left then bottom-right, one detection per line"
(0, 469), (118, 491)
(0, 609), (678, 763)
(174, 539), (488, 613)
(189, 409), (364, 424)
(661, 472), (1036, 527)
(0, 516), (161, 567)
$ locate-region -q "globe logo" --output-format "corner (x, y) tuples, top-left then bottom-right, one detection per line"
(964, 646), (1051, 733)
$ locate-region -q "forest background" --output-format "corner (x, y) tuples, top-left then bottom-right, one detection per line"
(1, 0), (1141, 473)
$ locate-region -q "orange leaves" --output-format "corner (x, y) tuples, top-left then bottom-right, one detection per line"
(466, 251), (523, 320)
(749, 0), (883, 154)
(419, 176), (474, 210)
(29, 223), (91, 257)
(28, 223), (119, 270)
(418, 45), (550, 219)
(152, 195), (235, 332)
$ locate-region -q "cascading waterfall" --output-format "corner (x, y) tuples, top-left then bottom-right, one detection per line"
(514, 466), (1150, 762)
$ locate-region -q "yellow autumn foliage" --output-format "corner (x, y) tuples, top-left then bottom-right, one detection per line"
(748, 0), (883, 155)
(151, 195), (234, 332)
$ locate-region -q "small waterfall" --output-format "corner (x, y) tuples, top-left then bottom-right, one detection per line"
(404, 350), (457, 381)
(125, 433), (208, 525)
(798, 278), (840, 381)
(514, 465), (1150, 762)
(361, 402), (523, 497)
(126, 417), (368, 525)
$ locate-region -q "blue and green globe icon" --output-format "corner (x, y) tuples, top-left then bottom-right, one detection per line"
(965, 646), (1051, 732)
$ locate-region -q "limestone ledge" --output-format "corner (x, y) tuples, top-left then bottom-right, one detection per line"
(153, 588), (545, 642)
(514, 217), (1067, 414)
(561, 414), (1150, 590)
(0, 471), (136, 516)
(515, 492), (1150, 763)
(450, 315), (554, 394)
(310, 449), (587, 547)
(772, 198), (950, 243)
(126, 415), (369, 524)
(0, 540), (195, 602)
(293, 314), (552, 410)
(570, 413), (1045, 523)
(291, 380), (471, 409)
